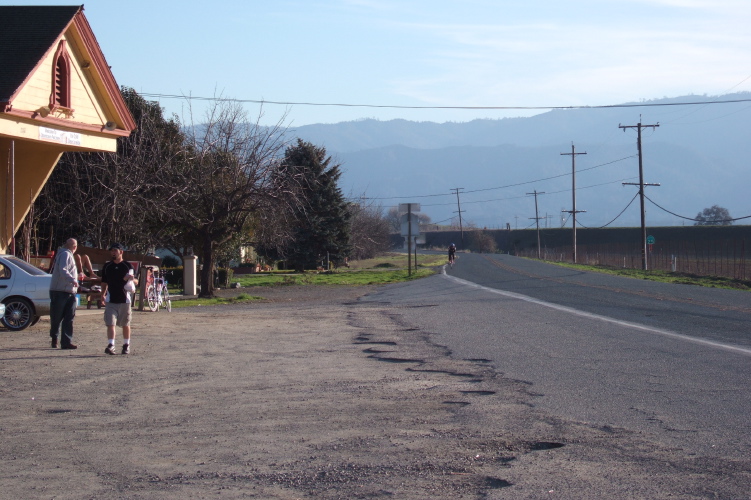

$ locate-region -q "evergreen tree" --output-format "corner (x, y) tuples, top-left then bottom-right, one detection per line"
(281, 139), (351, 271)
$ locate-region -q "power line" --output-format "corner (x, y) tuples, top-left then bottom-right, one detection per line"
(359, 155), (637, 201)
(578, 191), (640, 229)
(391, 176), (639, 208)
(140, 92), (751, 112)
(643, 194), (751, 223)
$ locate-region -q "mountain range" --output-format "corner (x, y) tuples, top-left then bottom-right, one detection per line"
(288, 93), (751, 229)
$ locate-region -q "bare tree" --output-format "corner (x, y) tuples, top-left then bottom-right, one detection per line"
(386, 206), (401, 233)
(348, 197), (390, 260)
(34, 87), (186, 252)
(164, 100), (294, 297)
(386, 206), (431, 233)
(694, 205), (733, 226)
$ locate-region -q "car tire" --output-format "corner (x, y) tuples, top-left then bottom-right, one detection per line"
(2, 297), (34, 331)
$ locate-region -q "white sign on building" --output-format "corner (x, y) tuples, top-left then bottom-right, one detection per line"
(39, 127), (81, 146)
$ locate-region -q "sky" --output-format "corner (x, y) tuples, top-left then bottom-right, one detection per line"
(16, 0), (751, 126)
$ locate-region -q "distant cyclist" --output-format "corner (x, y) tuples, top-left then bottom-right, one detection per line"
(448, 243), (457, 266)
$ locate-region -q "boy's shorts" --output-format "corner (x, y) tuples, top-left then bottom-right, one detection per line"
(104, 302), (132, 327)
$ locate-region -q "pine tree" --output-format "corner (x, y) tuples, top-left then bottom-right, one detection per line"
(282, 139), (351, 271)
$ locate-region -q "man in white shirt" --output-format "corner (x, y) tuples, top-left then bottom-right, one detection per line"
(49, 238), (79, 349)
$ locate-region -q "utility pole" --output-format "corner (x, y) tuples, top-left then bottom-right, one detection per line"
(560, 144), (586, 263)
(451, 187), (465, 245)
(407, 204), (413, 276)
(619, 119), (659, 270)
(527, 189), (545, 259)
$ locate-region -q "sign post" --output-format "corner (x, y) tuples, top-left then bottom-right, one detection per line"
(646, 235), (655, 265)
(399, 203), (420, 276)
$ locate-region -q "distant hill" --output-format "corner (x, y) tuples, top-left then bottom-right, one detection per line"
(288, 93), (751, 228)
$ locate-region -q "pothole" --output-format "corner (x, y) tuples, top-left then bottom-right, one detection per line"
(407, 368), (477, 378)
(528, 441), (565, 451)
(459, 390), (496, 396)
(370, 357), (424, 364)
(485, 476), (513, 489)
(442, 401), (471, 407)
(362, 348), (395, 354)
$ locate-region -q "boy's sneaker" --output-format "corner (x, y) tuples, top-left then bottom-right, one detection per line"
(121, 344), (130, 355)
(104, 344), (116, 355)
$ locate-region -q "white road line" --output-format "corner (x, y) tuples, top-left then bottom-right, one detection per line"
(441, 268), (751, 357)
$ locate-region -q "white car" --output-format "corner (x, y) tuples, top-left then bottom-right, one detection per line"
(0, 255), (52, 331)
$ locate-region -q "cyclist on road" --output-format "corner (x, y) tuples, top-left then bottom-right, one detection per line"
(448, 243), (457, 265)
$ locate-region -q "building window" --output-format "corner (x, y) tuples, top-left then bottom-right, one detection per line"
(50, 40), (72, 112)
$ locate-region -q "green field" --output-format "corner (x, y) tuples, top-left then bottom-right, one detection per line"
(234, 252), (442, 287)
(172, 253), (444, 307)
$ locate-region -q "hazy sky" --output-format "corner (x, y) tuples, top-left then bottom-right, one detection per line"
(21, 0), (751, 126)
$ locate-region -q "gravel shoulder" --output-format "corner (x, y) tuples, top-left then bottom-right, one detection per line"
(0, 284), (747, 499)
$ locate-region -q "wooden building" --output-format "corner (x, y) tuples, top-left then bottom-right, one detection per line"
(0, 5), (135, 253)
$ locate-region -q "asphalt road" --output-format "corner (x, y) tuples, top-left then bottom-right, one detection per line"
(362, 253), (751, 461)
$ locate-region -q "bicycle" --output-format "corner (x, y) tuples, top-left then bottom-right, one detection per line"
(448, 243), (457, 269)
(146, 268), (171, 312)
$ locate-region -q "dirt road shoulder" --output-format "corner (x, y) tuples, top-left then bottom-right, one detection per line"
(0, 285), (744, 499)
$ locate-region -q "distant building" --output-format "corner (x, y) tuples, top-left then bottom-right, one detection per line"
(0, 5), (135, 253)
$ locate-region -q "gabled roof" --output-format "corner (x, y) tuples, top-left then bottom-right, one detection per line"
(0, 5), (81, 103)
(0, 5), (135, 133)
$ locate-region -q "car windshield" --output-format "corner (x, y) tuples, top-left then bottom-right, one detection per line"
(1, 256), (50, 276)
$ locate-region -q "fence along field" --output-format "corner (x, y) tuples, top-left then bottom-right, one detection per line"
(414, 226), (751, 281)
(516, 238), (750, 280)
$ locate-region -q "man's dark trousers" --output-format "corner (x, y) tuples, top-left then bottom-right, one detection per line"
(49, 290), (76, 347)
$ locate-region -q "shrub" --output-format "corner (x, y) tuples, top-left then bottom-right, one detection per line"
(216, 267), (234, 288)
(161, 267), (183, 288)
(162, 255), (181, 267)
(466, 230), (497, 253)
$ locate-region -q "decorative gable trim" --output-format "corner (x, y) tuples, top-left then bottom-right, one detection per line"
(49, 40), (74, 116)
(0, 7), (135, 135)
(73, 11), (136, 132)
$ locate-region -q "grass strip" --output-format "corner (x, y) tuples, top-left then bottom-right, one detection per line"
(169, 253), (441, 309)
(170, 293), (264, 309)
(549, 261), (751, 291)
(235, 268), (435, 287)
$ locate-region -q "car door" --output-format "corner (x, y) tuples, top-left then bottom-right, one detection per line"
(0, 258), (17, 302)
